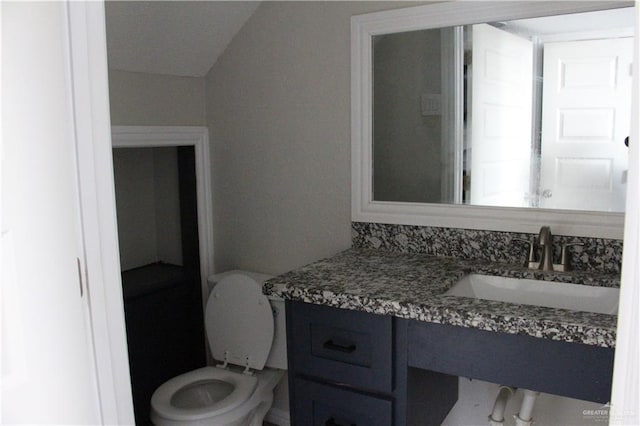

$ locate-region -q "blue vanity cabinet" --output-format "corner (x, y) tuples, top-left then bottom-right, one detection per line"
(286, 299), (616, 425)
(286, 301), (458, 426)
(293, 377), (394, 426)
(407, 321), (615, 404)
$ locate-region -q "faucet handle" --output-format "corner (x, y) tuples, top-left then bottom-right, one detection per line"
(513, 237), (536, 267)
(560, 242), (584, 271)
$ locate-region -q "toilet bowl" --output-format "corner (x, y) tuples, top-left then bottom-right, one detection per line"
(150, 271), (286, 426)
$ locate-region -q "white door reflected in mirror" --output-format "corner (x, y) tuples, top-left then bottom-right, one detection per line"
(469, 23), (533, 208)
(540, 37), (632, 212)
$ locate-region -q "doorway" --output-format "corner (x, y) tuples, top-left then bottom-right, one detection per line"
(111, 126), (214, 424)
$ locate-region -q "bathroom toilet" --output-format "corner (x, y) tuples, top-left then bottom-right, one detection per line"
(150, 271), (287, 426)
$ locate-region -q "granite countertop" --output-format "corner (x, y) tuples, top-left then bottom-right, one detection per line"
(263, 248), (619, 348)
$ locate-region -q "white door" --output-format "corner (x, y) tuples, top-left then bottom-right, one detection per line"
(470, 23), (533, 207)
(539, 37), (633, 212)
(611, 4), (640, 421)
(1, 2), (101, 423)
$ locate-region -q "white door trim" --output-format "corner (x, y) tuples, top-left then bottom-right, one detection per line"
(67, 2), (134, 424)
(111, 126), (215, 312)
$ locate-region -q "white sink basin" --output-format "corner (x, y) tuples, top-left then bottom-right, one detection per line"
(444, 274), (619, 315)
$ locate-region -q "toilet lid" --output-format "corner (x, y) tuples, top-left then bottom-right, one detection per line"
(205, 274), (274, 370)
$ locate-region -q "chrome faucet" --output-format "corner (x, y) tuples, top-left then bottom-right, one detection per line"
(537, 226), (554, 271)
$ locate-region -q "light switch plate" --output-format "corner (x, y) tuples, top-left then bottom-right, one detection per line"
(421, 94), (441, 116)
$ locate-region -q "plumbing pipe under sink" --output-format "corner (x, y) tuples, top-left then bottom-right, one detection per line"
(489, 386), (515, 426)
(515, 390), (540, 426)
(488, 387), (539, 426)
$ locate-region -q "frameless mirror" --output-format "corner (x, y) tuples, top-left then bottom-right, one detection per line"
(372, 7), (633, 213)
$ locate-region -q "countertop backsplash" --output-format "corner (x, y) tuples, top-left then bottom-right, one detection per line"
(352, 222), (623, 275)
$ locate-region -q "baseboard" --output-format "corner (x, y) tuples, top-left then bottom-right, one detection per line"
(265, 407), (290, 426)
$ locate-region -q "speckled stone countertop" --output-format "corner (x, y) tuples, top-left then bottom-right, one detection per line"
(263, 249), (619, 348)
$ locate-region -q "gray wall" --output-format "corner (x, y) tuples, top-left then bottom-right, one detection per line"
(373, 29), (443, 203)
(205, 1), (421, 275)
(107, 70), (206, 270)
(204, 2), (422, 415)
(108, 69), (206, 125)
(112, 148), (158, 270)
(112, 147), (182, 271)
(107, 2), (422, 274)
(153, 148), (183, 266)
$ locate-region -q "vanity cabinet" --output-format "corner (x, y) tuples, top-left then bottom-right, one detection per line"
(288, 300), (393, 392)
(286, 299), (616, 425)
(293, 378), (393, 425)
(407, 321), (615, 404)
(286, 301), (458, 426)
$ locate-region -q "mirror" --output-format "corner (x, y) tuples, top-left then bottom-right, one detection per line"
(352, 1), (633, 238)
(373, 8), (633, 211)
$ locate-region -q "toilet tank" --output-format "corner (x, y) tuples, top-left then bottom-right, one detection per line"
(207, 270), (287, 370)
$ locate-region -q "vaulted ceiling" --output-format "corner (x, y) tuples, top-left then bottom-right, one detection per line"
(105, 1), (260, 77)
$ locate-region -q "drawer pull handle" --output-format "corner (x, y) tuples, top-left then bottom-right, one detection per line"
(323, 339), (356, 353)
(325, 417), (356, 426)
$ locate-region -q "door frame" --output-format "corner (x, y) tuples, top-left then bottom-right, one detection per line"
(111, 126), (215, 313)
(67, 2), (135, 423)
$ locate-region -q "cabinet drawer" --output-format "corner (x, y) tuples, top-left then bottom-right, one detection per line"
(293, 377), (392, 426)
(288, 301), (393, 393)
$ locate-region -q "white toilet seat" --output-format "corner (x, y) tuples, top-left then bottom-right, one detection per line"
(150, 272), (285, 426)
(151, 366), (258, 422)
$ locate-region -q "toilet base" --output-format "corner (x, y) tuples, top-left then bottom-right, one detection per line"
(151, 411), (251, 426)
(151, 369), (283, 426)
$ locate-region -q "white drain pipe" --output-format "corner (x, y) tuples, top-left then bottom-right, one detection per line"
(515, 389), (539, 426)
(489, 386), (516, 426)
